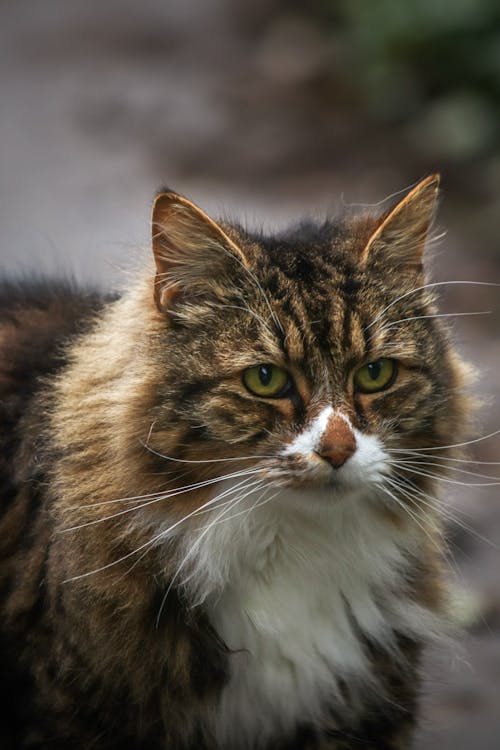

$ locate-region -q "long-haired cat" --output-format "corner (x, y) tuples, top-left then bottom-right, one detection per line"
(0, 175), (471, 749)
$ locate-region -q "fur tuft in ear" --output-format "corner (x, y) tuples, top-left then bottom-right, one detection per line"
(151, 192), (249, 312)
(360, 175), (440, 270)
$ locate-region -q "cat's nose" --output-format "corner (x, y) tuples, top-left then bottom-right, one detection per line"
(316, 414), (356, 469)
(316, 444), (355, 468)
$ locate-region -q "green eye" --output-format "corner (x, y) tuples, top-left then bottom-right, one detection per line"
(243, 364), (291, 398)
(353, 358), (397, 393)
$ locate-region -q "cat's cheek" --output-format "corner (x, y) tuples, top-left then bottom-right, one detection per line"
(357, 373), (434, 426)
(265, 453), (334, 489)
(197, 400), (277, 445)
(336, 428), (389, 488)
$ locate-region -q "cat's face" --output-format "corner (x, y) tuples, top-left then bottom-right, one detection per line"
(147, 177), (467, 511)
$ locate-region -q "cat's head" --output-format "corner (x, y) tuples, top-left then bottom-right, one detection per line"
(145, 176), (469, 512)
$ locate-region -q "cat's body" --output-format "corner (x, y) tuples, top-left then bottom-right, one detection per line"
(0, 177), (469, 749)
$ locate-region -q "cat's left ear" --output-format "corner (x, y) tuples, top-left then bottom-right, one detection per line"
(151, 191), (249, 311)
(360, 174), (440, 271)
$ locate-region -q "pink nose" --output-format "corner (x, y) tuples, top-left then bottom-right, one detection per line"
(316, 415), (356, 469)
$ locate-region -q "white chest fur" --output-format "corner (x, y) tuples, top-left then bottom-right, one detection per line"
(182, 485), (429, 749)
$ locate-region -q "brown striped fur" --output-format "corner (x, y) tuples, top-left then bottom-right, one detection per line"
(0, 177), (471, 749)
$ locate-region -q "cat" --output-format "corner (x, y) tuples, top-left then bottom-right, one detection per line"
(0, 174), (471, 749)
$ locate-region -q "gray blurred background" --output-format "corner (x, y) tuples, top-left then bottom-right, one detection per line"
(0, 1), (499, 747)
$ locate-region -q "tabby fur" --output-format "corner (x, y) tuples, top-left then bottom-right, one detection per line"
(0, 176), (470, 749)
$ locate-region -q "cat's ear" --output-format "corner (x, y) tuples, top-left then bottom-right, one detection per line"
(151, 191), (249, 311)
(360, 175), (440, 271)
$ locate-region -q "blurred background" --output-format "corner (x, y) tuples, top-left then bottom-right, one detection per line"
(0, 1), (499, 746)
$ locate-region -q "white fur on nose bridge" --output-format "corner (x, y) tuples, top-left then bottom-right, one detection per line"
(282, 405), (336, 456)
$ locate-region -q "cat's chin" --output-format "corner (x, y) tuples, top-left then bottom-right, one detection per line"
(269, 473), (378, 513)
(271, 473), (353, 493)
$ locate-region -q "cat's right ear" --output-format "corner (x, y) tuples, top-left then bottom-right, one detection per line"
(151, 192), (249, 312)
(360, 174), (440, 273)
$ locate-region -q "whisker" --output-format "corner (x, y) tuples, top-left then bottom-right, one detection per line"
(61, 475), (265, 533)
(383, 477), (467, 580)
(388, 474), (468, 526)
(387, 449), (500, 467)
(383, 476), (444, 530)
(389, 458), (500, 482)
(391, 473), (477, 524)
(155, 480), (276, 624)
(378, 481), (444, 556)
(365, 280), (500, 331)
(378, 310), (491, 334)
(216, 242), (285, 336)
(140, 440), (274, 464)
(77, 467), (264, 510)
(62, 476), (265, 582)
(389, 474), (500, 551)
(121, 477), (268, 580)
(382, 477), (475, 571)
(189, 483), (278, 535)
(389, 463), (500, 488)
(386, 473), (472, 532)
(388, 429), (500, 454)
(389, 478), (494, 626)
(340, 179), (425, 209)
(216, 303), (276, 338)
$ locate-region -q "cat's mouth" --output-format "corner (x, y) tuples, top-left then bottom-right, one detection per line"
(261, 454), (363, 492)
(260, 429), (389, 496)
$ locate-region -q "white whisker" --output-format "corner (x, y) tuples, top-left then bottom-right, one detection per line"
(76, 468), (265, 510)
(121, 477), (268, 581)
(379, 481), (443, 556)
(389, 458), (500, 482)
(217, 241), (285, 336)
(382, 477), (465, 579)
(378, 310), (491, 334)
(389, 462), (500, 488)
(389, 474), (499, 551)
(61, 474), (265, 533)
(63, 476), (265, 582)
(190, 484), (278, 535)
(388, 429), (500, 454)
(365, 280), (500, 331)
(140, 440), (274, 464)
(216, 303), (276, 338)
(387, 449), (500, 466)
(155, 480), (276, 624)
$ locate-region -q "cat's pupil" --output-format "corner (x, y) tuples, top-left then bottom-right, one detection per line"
(259, 365), (273, 386)
(367, 362), (381, 380)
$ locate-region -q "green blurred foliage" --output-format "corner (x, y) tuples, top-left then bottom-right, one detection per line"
(321, 0), (500, 161)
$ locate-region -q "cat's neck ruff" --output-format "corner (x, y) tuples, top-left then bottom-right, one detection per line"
(177, 480), (439, 749)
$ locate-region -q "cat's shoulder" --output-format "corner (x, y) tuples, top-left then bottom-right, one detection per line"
(0, 276), (113, 400)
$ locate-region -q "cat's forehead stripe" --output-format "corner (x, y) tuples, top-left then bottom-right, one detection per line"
(254, 255), (374, 365)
